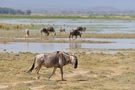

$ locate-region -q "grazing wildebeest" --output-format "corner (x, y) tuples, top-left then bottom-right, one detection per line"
(59, 27), (66, 35)
(27, 51), (78, 80)
(69, 29), (82, 40)
(60, 27), (66, 32)
(77, 26), (86, 32)
(25, 29), (29, 38)
(47, 27), (56, 36)
(40, 28), (49, 36)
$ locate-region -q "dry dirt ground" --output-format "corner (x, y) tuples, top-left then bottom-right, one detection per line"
(0, 52), (135, 90)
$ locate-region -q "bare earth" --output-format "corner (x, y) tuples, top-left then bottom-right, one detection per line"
(0, 52), (135, 90)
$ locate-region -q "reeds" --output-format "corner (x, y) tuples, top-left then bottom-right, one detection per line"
(0, 23), (22, 30)
(0, 23), (43, 30)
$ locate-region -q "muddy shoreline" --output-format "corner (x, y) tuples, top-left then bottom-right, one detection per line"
(0, 30), (135, 43)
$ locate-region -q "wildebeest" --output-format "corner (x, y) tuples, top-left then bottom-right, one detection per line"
(40, 28), (49, 36)
(27, 51), (78, 80)
(60, 27), (66, 32)
(24, 29), (29, 38)
(77, 26), (86, 32)
(69, 29), (82, 40)
(40, 27), (56, 36)
(47, 27), (56, 36)
(59, 27), (66, 35)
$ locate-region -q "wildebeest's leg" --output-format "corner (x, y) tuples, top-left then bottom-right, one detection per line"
(60, 67), (64, 81)
(47, 32), (49, 36)
(79, 34), (81, 38)
(48, 67), (57, 79)
(69, 35), (71, 40)
(73, 35), (76, 40)
(75, 35), (77, 39)
(41, 30), (42, 35)
(53, 32), (56, 36)
(35, 65), (42, 79)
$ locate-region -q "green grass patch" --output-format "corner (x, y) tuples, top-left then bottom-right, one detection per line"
(1, 15), (135, 20)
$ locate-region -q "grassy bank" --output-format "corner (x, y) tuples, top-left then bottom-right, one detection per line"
(0, 23), (45, 31)
(0, 14), (135, 20)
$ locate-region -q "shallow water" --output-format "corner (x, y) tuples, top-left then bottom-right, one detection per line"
(16, 37), (135, 44)
(0, 38), (135, 53)
(1, 19), (135, 54)
(1, 19), (135, 34)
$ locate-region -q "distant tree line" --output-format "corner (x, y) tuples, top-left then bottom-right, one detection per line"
(0, 7), (31, 15)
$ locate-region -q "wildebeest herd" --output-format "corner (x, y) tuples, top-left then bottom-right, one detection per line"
(25, 26), (86, 40)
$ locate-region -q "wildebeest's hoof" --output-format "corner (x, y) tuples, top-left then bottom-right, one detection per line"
(61, 79), (66, 81)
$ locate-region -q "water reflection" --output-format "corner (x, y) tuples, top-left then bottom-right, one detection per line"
(0, 40), (135, 54)
(25, 43), (29, 52)
(15, 38), (135, 44)
(69, 43), (81, 48)
(0, 43), (69, 53)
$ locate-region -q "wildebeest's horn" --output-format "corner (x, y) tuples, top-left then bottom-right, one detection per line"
(72, 53), (76, 56)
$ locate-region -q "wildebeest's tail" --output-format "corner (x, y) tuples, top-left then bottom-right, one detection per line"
(27, 57), (36, 73)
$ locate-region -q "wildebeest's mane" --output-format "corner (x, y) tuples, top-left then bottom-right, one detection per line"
(54, 51), (69, 55)
(71, 55), (77, 58)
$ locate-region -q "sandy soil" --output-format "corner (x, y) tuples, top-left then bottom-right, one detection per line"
(0, 52), (135, 90)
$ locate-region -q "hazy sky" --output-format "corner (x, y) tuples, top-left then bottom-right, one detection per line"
(0, 0), (135, 10)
